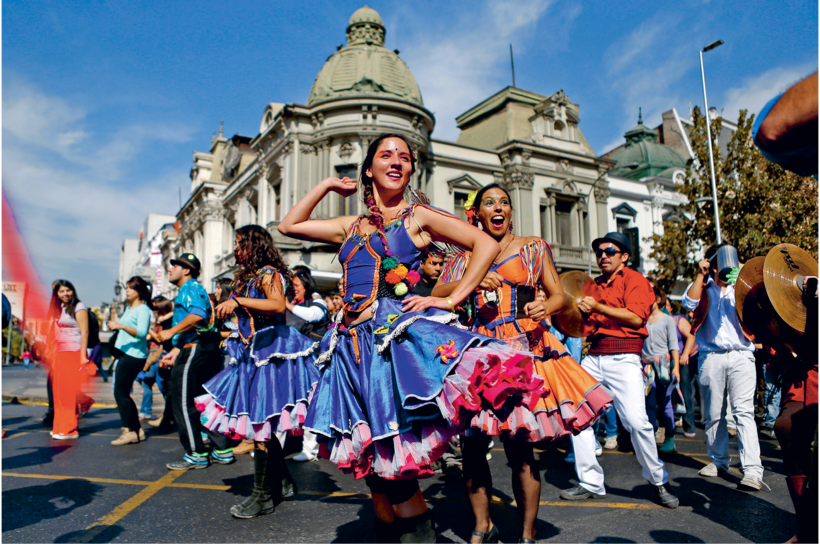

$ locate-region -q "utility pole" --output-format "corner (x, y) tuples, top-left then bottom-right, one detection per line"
(510, 44), (516, 88)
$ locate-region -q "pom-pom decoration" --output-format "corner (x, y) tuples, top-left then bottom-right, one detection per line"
(385, 271), (402, 285)
(406, 270), (421, 285)
(394, 282), (409, 296)
(382, 257), (399, 270)
(394, 265), (408, 280)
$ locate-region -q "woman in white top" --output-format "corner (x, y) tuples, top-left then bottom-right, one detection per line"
(108, 277), (153, 446)
(47, 280), (90, 440)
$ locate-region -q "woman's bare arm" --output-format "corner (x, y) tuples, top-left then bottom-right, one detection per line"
(403, 207), (500, 312)
(278, 177), (358, 244)
(76, 309), (89, 365)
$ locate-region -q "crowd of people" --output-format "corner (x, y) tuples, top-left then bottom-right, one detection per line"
(33, 124), (816, 542)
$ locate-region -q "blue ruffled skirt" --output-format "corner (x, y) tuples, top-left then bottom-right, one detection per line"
(304, 298), (548, 480)
(195, 325), (320, 441)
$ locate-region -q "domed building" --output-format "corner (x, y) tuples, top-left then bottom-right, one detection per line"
(601, 112), (690, 273)
(157, 6), (621, 295)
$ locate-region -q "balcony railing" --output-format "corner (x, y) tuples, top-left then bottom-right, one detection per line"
(552, 244), (590, 267)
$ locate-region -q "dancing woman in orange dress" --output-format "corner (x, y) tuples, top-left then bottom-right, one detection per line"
(435, 183), (613, 543)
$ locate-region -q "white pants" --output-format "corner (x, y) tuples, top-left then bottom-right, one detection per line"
(274, 429), (319, 456)
(698, 351), (763, 479)
(571, 353), (668, 494)
(301, 428), (319, 456)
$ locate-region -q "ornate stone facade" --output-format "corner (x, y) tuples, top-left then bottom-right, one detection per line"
(158, 6), (702, 292)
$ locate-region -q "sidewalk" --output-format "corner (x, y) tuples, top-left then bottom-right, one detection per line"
(2, 363), (165, 410)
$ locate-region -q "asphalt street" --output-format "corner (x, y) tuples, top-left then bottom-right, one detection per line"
(1, 365), (797, 543)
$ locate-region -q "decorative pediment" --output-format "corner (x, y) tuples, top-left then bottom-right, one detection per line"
(662, 209), (686, 223)
(611, 202), (638, 218)
(447, 174), (483, 194)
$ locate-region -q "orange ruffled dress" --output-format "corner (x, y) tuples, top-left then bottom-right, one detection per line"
(441, 238), (613, 441)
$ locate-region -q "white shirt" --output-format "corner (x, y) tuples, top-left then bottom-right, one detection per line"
(682, 278), (754, 353)
(55, 302), (88, 353)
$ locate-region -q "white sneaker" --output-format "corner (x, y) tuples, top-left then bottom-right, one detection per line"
(698, 463), (721, 477)
(595, 441), (603, 457)
(738, 475), (770, 492)
(293, 451), (317, 462)
(655, 427), (665, 444)
(603, 436), (618, 450)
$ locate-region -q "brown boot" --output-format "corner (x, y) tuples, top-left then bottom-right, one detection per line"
(233, 440), (255, 455)
(111, 428), (140, 446)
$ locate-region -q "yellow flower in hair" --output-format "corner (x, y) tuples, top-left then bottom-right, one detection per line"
(464, 190), (478, 210)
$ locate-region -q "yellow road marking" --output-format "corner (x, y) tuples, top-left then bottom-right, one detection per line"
(677, 452), (744, 476)
(3, 472), (664, 511)
(30, 429), (179, 440)
(3, 472), (154, 486)
(70, 471), (183, 543)
(2, 432), (29, 441)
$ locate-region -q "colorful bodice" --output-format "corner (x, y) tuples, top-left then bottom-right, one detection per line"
(231, 266), (287, 344)
(441, 238), (555, 338)
(339, 205), (424, 313)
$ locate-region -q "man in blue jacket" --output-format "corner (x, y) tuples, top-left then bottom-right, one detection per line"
(158, 253), (235, 470)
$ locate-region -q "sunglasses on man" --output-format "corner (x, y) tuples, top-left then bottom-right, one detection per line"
(595, 247), (622, 258)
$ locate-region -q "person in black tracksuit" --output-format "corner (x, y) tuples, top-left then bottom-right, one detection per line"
(156, 253), (237, 470)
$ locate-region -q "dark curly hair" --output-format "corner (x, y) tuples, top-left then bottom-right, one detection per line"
(360, 133), (417, 257)
(234, 225), (293, 295)
(49, 279), (81, 320)
(468, 183), (513, 228)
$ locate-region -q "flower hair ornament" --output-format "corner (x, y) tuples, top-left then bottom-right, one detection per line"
(464, 190), (478, 225)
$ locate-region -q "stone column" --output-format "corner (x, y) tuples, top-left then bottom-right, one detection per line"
(542, 193), (555, 243)
(593, 185), (611, 237)
(257, 164), (269, 226)
(505, 170), (535, 237)
(281, 142), (294, 217)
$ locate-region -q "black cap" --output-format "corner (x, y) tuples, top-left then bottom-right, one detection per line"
(591, 232), (631, 255)
(170, 253), (201, 275)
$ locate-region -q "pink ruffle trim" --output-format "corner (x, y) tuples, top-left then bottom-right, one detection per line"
(317, 343), (549, 480)
(469, 383), (613, 441)
(194, 394), (309, 442)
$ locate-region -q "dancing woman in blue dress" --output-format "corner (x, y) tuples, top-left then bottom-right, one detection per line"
(195, 225), (320, 519)
(279, 133), (550, 541)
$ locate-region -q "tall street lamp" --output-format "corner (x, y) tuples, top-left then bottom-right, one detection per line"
(700, 39), (724, 244)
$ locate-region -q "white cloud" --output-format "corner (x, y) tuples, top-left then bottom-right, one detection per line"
(2, 81), (88, 155)
(392, 0), (558, 140)
(3, 78), (192, 305)
(722, 63), (817, 121)
(598, 13), (696, 154)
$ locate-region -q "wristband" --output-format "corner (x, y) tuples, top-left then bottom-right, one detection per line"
(446, 296), (456, 313)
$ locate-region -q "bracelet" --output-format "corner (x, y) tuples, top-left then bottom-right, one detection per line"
(446, 296), (456, 313)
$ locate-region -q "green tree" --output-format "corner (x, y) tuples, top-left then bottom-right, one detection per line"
(1, 322), (27, 360)
(648, 106), (818, 294)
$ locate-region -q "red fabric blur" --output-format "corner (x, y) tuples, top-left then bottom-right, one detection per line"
(52, 350), (86, 437)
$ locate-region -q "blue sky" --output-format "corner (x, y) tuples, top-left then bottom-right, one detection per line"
(3, 0), (817, 306)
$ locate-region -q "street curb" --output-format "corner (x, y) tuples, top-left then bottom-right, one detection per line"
(2, 394), (117, 408)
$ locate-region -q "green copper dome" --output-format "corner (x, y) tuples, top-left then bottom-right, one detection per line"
(307, 6), (423, 106)
(610, 112), (686, 180)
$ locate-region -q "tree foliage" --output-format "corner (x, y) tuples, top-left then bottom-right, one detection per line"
(648, 106), (818, 294)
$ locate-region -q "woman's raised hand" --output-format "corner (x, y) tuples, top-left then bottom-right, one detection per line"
(325, 176), (357, 197)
